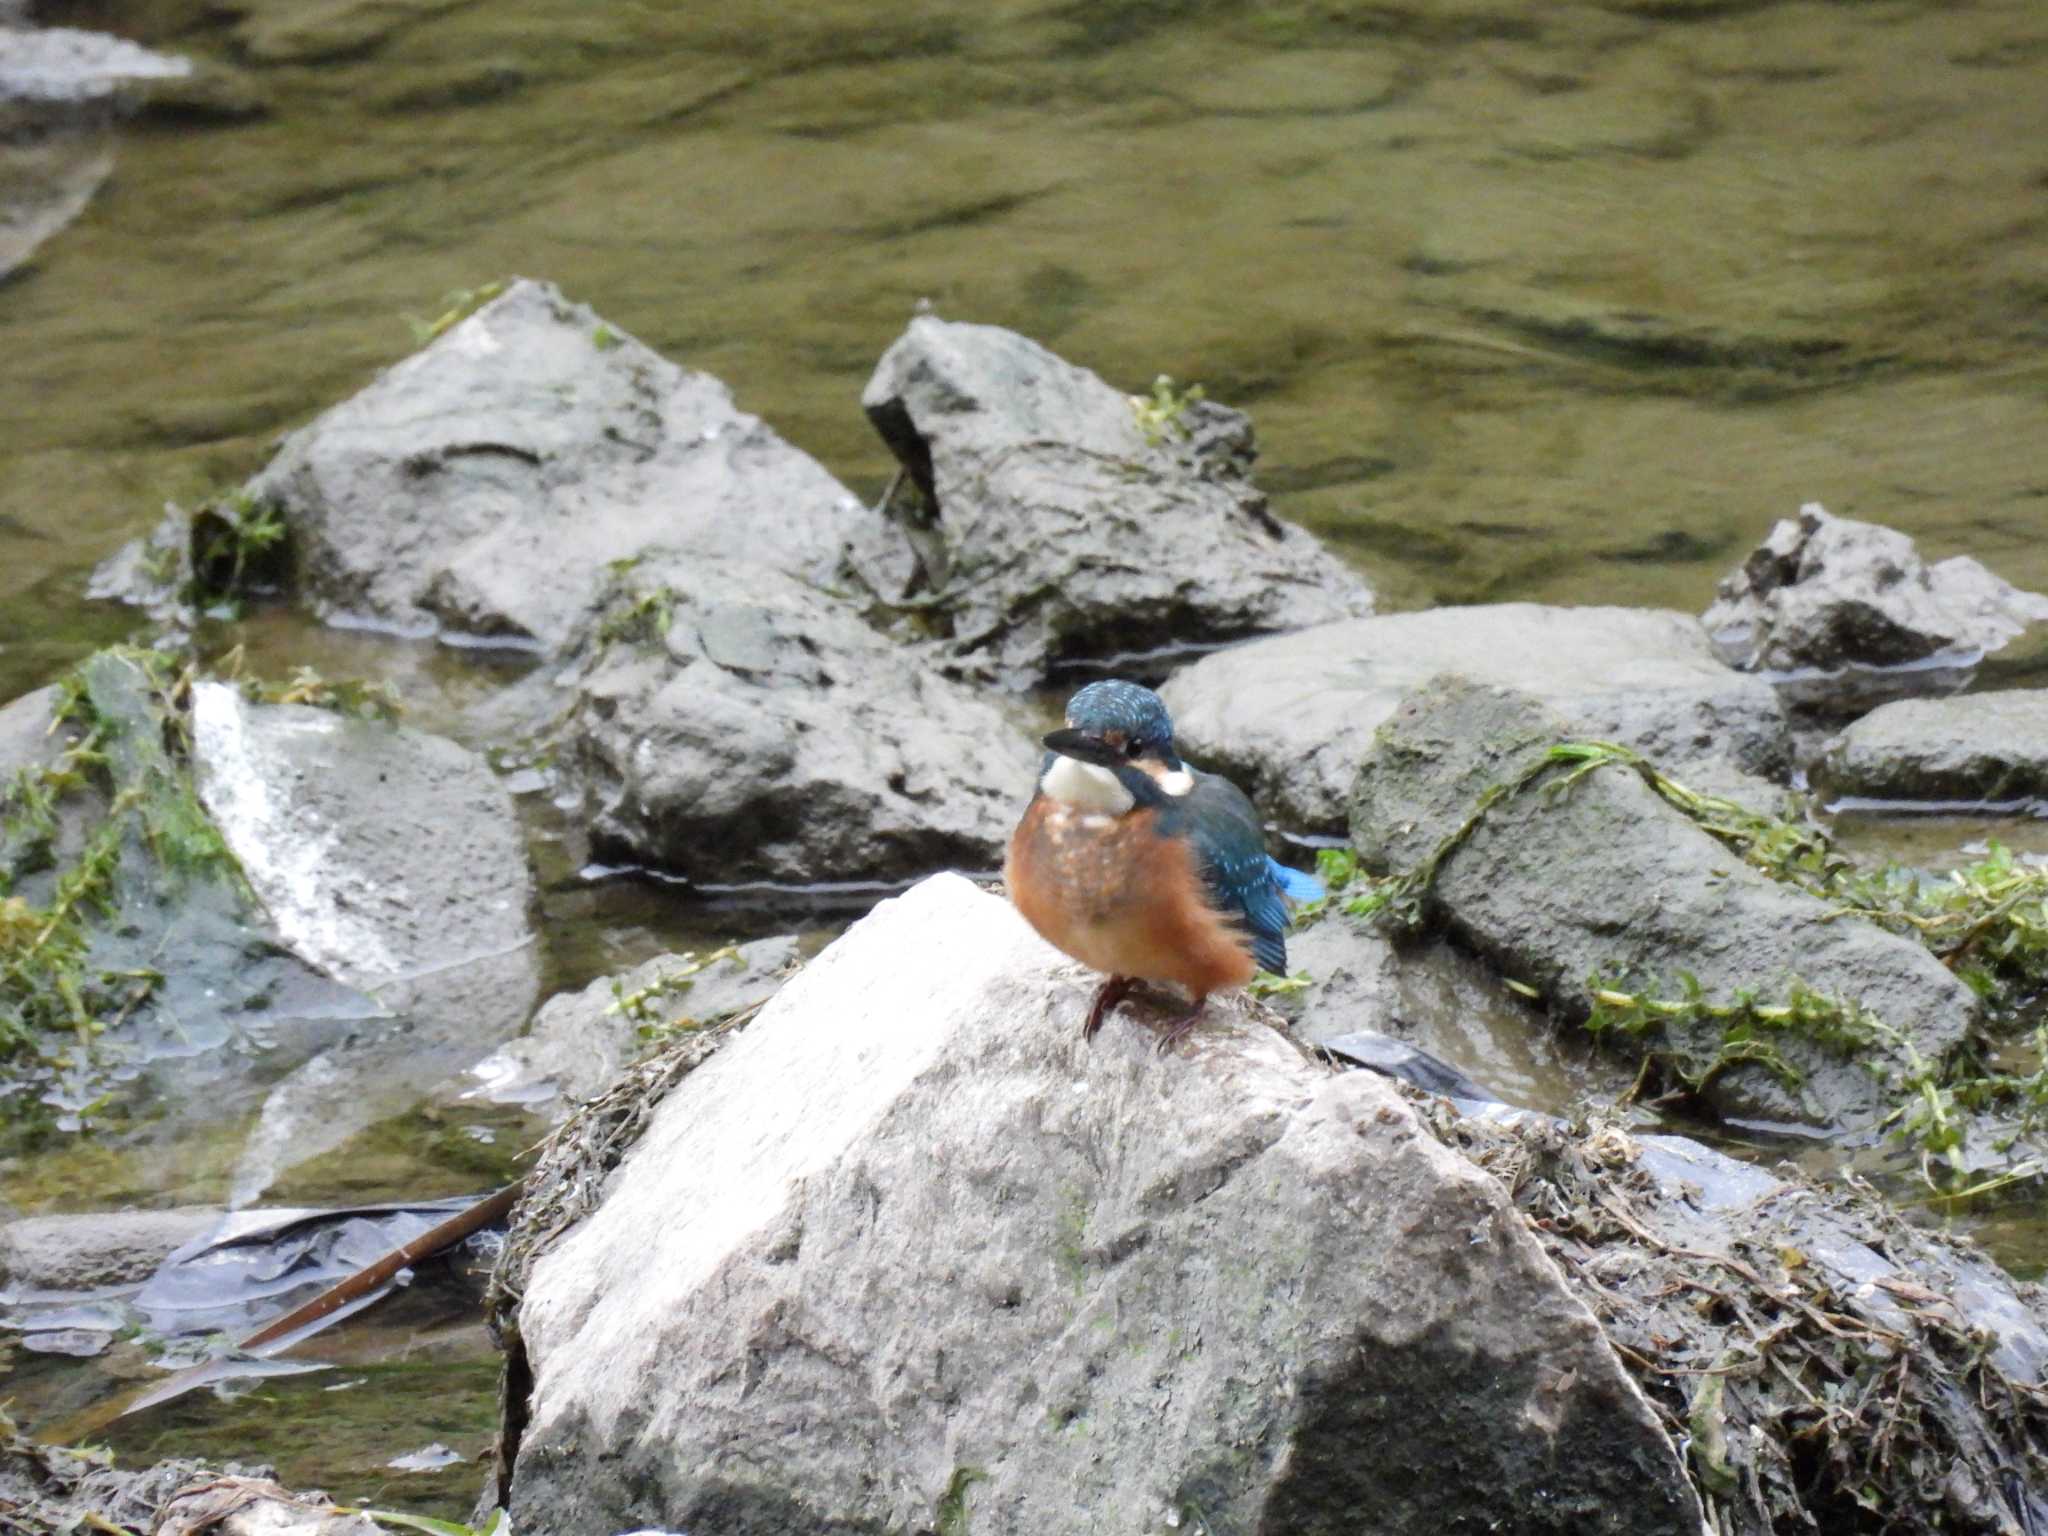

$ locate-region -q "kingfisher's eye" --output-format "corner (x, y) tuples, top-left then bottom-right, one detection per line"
(1126, 738), (1146, 760)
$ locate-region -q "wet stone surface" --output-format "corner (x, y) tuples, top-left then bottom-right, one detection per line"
(860, 316), (1374, 686)
(1703, 503), (2048, 704)
(189, 681), (540, 1204)
(1818, 690), (2048, 807)
(1163, 603), (1789, 837)
(462, 934), (801, 1120)
(1349, 676), (1978, 1134)
(557, 549), (1037, 885)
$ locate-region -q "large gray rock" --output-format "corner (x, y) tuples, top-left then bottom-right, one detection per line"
(236, 278), (887, 652)
(1349, 677), (1978, 1132)
(860, 317), (1374, 684)
(559, 551), (1037, 883)
(1817, 689), (2048, 805)
(191, 682), (541, 1202)
(506, 873), (1700, 1536)
(1703, 502), (2048, 679)
(1161, 604), (1789, 836)
(463, 935), (801, 1118)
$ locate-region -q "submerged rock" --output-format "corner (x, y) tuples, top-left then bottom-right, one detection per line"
(1817, 689), (2048, 806)
(1348, 677), (1977, 1133)
(558, 551), (1036, 884)
(1702, 502), (2048, 690)
(860, 317), (1373, 684)
(0, 654), (380, 1139)
(1161, 603), (1788, 836)
(463, 935), (801, 1118)
(190, 682), (540, 1202)
(503, 873), (1700, 1535)
(190, 279), (888, 652)
(0, 26), (187, 105)
(0, 682), (56, 771)
(0, 1206), (220, 1292)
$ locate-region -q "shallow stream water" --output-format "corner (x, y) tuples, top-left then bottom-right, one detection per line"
(4, 0), (2048, 1514)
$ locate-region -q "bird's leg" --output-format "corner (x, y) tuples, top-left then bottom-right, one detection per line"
(1152, 994), (1210, 1054)
(1082, 975), (1135, 1041)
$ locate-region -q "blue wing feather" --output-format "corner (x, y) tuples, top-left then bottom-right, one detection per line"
(1159, 770), (1311, 975)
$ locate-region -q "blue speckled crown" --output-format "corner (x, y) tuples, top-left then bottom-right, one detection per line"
(1065, 679), (1174, 750)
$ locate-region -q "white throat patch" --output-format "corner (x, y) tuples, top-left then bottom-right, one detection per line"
(1155, 768), (1195, 797)
(1040, 755), (1135, 814)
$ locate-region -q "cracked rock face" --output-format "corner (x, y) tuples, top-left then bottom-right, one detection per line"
(1702, 502), (2048, 681)
(860, 317), (1374, 685)
(505, 873), (1700, 1536)
(557, 551), (1037, 885)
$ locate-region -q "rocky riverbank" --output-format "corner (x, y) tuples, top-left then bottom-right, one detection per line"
(7, 288), (2048, 1532)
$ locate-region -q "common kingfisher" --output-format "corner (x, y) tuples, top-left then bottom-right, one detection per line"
(1004, 679), (1322, 1049)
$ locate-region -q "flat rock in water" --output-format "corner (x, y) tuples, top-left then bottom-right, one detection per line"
(157, 1476), (382, 1536)
(463, 936), (801, 1118)
(860, 316), (1373, 684)
(1702, 502), (2048, 681)
(1349, 677), (1978, 1133)
(191, 682), (541, 1201)
(559, 551), (1036, 883)
(0, 1206), (221, 1291)
(1818, 689), (2048, 806)
(505, 873), (1700, 1535)
(1161, 603), (1788, 836)
(233, 278), (888, 652)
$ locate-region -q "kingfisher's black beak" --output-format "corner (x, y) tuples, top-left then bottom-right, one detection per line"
(1042, 727), (1122, 767)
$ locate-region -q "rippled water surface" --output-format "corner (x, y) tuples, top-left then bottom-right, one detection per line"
(6, 0), (2048, 707)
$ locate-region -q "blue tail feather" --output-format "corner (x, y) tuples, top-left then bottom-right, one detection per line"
(1269, 858), (1324, 905)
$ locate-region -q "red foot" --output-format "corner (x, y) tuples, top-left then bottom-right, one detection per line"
(1152, 995), (1210, 1054)
(1083, 975), (1135, 1041)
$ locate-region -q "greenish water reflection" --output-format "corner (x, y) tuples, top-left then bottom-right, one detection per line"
(8, 0), (2048, 687)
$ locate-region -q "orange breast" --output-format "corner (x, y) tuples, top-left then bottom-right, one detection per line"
(1005, 799), (1255, 998)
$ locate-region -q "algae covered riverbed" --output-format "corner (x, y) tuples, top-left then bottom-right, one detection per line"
(3, 0), (2048, 1522)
